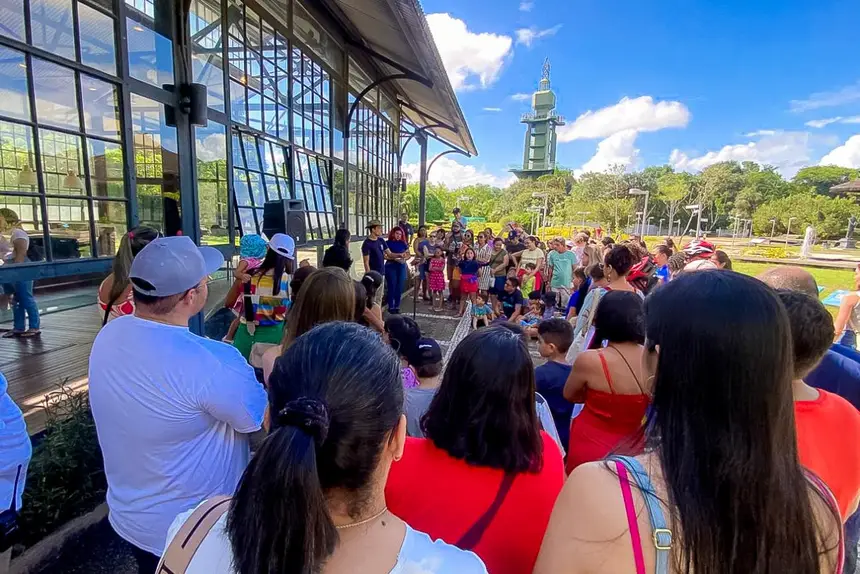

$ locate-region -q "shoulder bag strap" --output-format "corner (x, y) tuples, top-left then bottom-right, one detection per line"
(156, 496), (232, 574)
(455, 473), (516, 550)
(804, 470), (845, 574)
(612, 456), (672, 574)
(614, 459), (647, 574)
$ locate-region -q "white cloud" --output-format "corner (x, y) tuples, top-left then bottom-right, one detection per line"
(844, 116), (860, 124)
(819, 135), (860, 168)
(515, 25), (562, 47)
(196, 132), (227, 162)
(425, 13), (513, 92)
(519, 1), (534, 11)
(576, 130), (640, 175)
(402, 157), (515, 189)
(557, 96), (690, 142)
(669, 131), (812, 177)
(744, 130), (776, 137)
(805, 117), (843, 129)
(511, 93), (532, 101)
(483, 107), (502, 112)
(789, 81), (860, 113)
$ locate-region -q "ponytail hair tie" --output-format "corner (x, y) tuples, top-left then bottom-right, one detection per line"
(127, 231), (134, 239)
(277, 397), (330, 445)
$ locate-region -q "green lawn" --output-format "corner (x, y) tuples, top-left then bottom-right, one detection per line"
(732, 261), (855, 317)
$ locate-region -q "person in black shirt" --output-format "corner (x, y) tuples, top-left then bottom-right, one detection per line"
(497, 277), (525, 322)
(398, 213), (414, 244)
(322, 228), (353, 272)
(361, 221), (387, 304)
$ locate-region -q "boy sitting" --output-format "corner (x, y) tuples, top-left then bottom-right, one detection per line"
(535, 319), (580, 449)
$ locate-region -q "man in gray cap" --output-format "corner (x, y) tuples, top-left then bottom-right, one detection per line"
(88, 236), (267, 573)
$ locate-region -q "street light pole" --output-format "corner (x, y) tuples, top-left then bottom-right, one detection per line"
(675, 220), (681, 237)
(770, 218), (776, 241)
(647, 217), (654, 236)
(658, 218), (664, 236)
(628, 188), (650, 236)
(787, 217), (796, 240)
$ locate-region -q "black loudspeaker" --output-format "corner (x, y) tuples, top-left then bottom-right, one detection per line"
(263, 199), (307, 245)
(163, 83), (208, 127)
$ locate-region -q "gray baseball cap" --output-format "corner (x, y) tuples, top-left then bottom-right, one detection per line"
(129, 236), (224, 297)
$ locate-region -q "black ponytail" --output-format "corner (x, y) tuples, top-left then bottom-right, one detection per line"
(226, 322), (403, 573)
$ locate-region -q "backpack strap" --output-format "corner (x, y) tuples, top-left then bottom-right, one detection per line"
(611, 455), (672, 574)
(804, 470), (844, 574)
(455, 473), (516, 550)
(156, 496), (232, 574)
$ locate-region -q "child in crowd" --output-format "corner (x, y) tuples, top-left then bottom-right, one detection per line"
(223, 234), (269, 343)
(384, 316), (422, 390)
(520, 298), (545, 337)
(535, 319), (581, 449)
(566, 267), (591, 321)
(403, 338), (444, 438)
(458, 247), (486, 317)
(471, 293), (495, 329)
(427, 247), (447, 313)
(521, 262), (538, 294)
(542, 291), (558, 319)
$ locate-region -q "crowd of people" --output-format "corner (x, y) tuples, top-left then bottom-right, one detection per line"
(1, 204), (859, 573)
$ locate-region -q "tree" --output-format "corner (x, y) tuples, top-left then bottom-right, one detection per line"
(752, 193), (860, 239)
(793, 166), (860, 195)
(656, 172), (692, 235)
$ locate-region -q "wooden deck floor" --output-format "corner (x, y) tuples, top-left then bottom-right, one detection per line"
(0, 304), (100, 435)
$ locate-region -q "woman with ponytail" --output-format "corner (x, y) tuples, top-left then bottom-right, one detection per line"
(97, 226), (160, 325)
(163, 322), (487, 573)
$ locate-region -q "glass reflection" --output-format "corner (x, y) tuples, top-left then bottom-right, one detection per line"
(30, 0), (75, 61)
(0, 0), (25, 41)
(190, 0), (225, 112)
(125, 2), (174, 87)
(88, 138), (124, 198)
(0, 121), (36, 193)
(33, 58), (80, 129)
(195, 121), (228, 245)
(0, 194), (41, 265)
(81, 75), (121, 139)
(79, 3), (117, 76)
(39, 128), (84, 195)
(45, 197), (91, 259)
(0, 47), (30, 121)
(94, 199), (127, 256)
(130, 93), (180, 235)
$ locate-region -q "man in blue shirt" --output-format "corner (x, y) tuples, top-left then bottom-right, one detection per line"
(398, 213), (414, 244)
(535, 319), (579, 448)
(362, 220), (388, 305)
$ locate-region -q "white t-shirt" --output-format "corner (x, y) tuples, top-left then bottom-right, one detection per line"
(1, 228), (28, 262)
(0, 373), (31, 511)
(88, 315), (267, 554)
(165, 505), (488, 573)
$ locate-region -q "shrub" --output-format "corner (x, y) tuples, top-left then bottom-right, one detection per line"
(741, 246), (793, 259)
(18, 384), (106, 547)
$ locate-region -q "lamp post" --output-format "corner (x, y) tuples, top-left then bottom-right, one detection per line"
(635, 211), (643, 235)
(786, 217), (797, 240)
(626, 214), (632, 232)
(577, 211), (591, 228)
(770, 218), (777, 241)
(629, 188), (650, 236)
(675, 220), (681, 237)
(658, 218), (664, 236)
(647, 217), (654, 236)
(531, 192), (549, 240)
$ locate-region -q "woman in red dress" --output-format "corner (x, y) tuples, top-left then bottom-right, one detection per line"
(386, 326), (565, 574)
(564, 290), (649, 473)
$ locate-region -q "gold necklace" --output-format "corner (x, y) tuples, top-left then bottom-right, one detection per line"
(335, 506), (388, 530)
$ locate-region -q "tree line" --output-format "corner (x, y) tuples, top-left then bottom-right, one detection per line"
(402, 163), (860, 240)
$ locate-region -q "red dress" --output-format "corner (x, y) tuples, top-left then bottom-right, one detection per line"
(428, 258), (446, 292)
(386, 434), (565, 574)
(566, 349), (649, 473)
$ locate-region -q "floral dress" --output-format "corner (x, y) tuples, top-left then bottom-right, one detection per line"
(476, 243), (493, 291)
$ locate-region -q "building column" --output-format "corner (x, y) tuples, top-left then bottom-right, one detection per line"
(417, 131), (428, 228)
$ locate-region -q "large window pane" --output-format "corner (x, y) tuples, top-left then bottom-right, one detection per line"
(195, 121), (228, 244)
(190, 0), (225, 112)
(0, 0), (25, 41)
(39, 128), (84, 195)
(126, 3), (174, 86)
(45, 196), (90, 258)
(88, 138), (124, 198)
(130, 93), (180, 234)
(30, 0), (75, 61)
(79, 3), (117, 76)
(94, 199), (126, 256)
(81, 75), (121, 139)
(0, 47), (30, 121)
(33, 58), (80, 129)
(0, 121), (36, 193)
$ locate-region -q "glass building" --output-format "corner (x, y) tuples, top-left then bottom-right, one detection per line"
(0, 0), (476, 428)
(0, 0), (475, 277)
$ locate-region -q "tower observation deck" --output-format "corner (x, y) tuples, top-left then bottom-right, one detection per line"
(510, 58), (565, 179)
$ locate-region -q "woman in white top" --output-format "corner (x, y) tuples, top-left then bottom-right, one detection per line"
(0, 208), (40, 337)
(165, 322), (486, 574)
(0, 372), (30, 572)
(518, 235), (546, 291)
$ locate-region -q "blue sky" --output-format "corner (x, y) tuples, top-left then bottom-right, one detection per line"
(403, 0), (860, 188)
